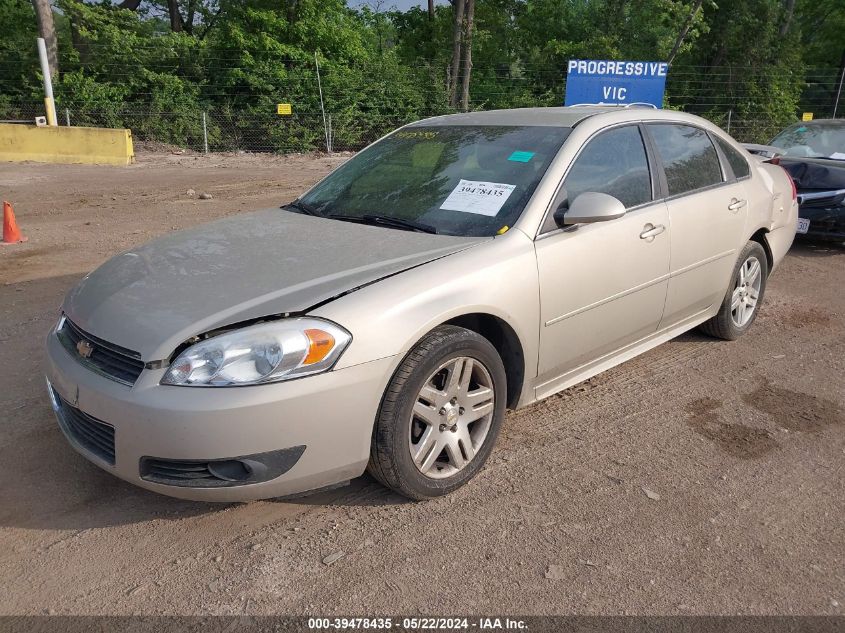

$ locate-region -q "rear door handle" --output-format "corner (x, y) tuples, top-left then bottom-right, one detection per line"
(640, 224), (666, 240)
(728, 198), (747, 211)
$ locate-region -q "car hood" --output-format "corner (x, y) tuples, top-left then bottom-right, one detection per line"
(780, 157), (845, 192)
(63, 209), (487, 360)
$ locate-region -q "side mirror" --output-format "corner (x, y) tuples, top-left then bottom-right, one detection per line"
(553, 192), (626, 226)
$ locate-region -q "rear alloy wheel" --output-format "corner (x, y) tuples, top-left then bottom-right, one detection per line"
(368, 325), (507, 500)
(731, 255), (763, 327)
(700, 240), (768, 340)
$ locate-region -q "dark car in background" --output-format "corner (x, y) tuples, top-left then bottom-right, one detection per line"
(769, 119), (845, 241)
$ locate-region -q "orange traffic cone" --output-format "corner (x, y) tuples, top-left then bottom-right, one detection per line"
(2, 201), (27, 245)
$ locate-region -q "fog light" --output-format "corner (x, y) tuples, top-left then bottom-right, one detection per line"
(207, 459), (262, 482)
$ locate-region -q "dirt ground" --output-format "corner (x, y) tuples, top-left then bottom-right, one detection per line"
(0, 152), (843, 616)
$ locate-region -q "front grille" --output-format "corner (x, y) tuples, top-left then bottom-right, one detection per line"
(54, 393), (116, 465)
(797, 189), (845, 208)
(57, 317), (145, 386)
(803, 215), (845, 234)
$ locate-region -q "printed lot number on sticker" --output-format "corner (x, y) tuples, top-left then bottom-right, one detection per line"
(440, 179), (516, 216)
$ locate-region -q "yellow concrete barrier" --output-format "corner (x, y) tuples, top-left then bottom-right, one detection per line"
(0, 123), (134, 166)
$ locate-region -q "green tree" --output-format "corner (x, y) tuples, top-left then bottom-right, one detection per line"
(797, 0), (845, 117)
(670, 0), (804, 140)
(0, 0), (830, 148)
(0, 0), (39, 112)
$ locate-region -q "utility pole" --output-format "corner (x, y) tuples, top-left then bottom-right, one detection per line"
(31, 0), (58, 78)
(37, 38), (57, 126)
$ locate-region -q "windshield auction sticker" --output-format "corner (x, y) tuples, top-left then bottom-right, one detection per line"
(440, 179), (516, 216)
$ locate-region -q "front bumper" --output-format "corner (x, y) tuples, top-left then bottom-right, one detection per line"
(797, 200), (845, 241)
(45, 330), (396, 502)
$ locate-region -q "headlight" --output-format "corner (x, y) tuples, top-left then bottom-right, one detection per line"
(161, 318), (351, 387)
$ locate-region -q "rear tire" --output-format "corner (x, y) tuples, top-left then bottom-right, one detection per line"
(700, 240), (768, 340)
(367, 325), (507, 500)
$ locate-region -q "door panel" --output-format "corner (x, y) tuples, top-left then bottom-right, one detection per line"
(659, 184), (748, 327)
(646, 122), (749, 328)
(535, 202), (670, 384)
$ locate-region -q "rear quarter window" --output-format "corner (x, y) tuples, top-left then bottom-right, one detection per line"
(714, 136), (751, 179)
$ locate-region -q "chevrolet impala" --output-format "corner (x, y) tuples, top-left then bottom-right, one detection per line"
(45, 106), (798, 501)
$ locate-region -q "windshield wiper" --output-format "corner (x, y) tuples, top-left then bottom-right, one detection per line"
(282, 199), (323, 216)
(327, 213), (437, 234)
(363, 215), (438, 234)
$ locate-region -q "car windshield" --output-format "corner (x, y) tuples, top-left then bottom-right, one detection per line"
(296, 125), (571, 237)
(770, 123), (845, 160)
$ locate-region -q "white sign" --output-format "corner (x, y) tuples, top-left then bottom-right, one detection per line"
(797, 218), (810, 234)
(440, 179), (516, 216)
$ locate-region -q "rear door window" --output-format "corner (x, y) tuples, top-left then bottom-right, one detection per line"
(648, 124), (724, 196)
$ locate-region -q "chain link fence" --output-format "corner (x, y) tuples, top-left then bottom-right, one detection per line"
(3, 64), (843, 154)
(1, 103), (409, 153)
(3, 105), (818, 153)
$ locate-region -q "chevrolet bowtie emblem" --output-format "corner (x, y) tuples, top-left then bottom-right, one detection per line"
(76, 339), (94, 359)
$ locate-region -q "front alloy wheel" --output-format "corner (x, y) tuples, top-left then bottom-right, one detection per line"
(409, 356), (495, 479)
(368, 325), (507, 500)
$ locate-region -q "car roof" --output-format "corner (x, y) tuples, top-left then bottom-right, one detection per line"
(405, 105), (738, 133)
(407, 106), (653, 128)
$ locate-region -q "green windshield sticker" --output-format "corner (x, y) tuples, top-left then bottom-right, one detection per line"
(508, 151), (535, 163)
(796, 127), (807, 133)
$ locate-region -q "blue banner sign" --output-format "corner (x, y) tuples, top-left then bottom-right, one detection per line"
(565, 60), (668, 108)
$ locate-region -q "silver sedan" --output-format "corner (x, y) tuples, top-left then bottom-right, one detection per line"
(45, 106), (798, 501)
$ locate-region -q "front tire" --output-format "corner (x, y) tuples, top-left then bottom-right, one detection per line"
(700, 240), (768, 340)
(367, 325), (507, 500)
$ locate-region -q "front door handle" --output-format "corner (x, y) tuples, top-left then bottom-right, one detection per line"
(728, 198), (747, 211)
(640, 223), (666, 241)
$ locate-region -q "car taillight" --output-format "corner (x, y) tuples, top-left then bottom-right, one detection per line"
(781, 166), (797, 200)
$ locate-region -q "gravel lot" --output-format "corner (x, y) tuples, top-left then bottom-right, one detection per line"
(0, 152), (843, 616)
